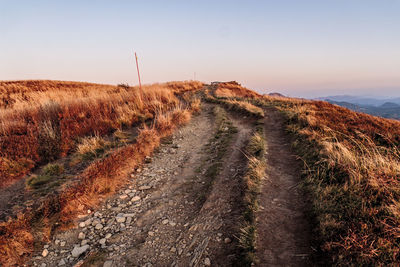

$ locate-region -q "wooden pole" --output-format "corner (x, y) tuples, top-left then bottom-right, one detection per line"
(135, 52), (142, 91)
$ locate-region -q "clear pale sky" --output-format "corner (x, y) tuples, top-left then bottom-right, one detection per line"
(1, 0), (399, 97)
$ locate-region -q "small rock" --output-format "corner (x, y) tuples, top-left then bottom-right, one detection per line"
(148, 231), (154, 236)
(224, 237), (232, 244)
(40, 263), (47, 267)
(42, 249), (49, 257)
(71, 245), (89, 257)
(81, 239), (88, 246)
(55, 240), (60, 245)
(44, 244), (49, 249)
(204, 257), (211, 266)
(79, 222), (86, 228)
(138, 185), (151, 190)
(78, 232), (85, 240)
(95, 223), (103, 230)
(103, 261), (113, 267)
(99, 238), (106, 245)
(217, 233), (223, 237)
(105, 233), (112, 239)
(119, 194), (128, 200)
(131, 196), (141, 202)
(162, 219), (169, 225)
(116, 216), (126, 223)
(169, 221), (176, 227)
(124, 189), (131, 194)
(170, 247), (176, 253)
(60, 241), (66, 247)
(58, 259), (66, 266)
(84, 218), (92, 226)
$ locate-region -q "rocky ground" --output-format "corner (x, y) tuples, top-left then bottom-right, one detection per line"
(29, 104), (253, 267)
(26, 100), (313, 267)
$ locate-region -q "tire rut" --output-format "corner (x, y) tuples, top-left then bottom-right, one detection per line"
(255, 106), (312, 266)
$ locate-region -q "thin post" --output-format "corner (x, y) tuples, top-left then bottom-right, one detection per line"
(135, 52), (142, 91)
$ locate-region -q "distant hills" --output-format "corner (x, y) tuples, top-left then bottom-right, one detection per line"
(315, 95), (400, 120)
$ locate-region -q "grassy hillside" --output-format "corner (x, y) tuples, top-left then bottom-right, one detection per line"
(0, 80), (202, 265)
(211, 82), (400, 265)
(1, 80), (399, 265)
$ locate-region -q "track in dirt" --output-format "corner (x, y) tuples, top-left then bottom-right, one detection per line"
(255, 106), (312, 266)
(32, 103), (254, 267)
(30, 101), (313, 267)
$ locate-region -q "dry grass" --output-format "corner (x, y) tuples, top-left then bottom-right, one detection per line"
(255, 96), (400, 265)
(213, 81), (260, 99)
(0, 80), (202, 188)
(0, 80), (200, 266)
(0, 107), (193, 266)
(239, 130), (267, 266)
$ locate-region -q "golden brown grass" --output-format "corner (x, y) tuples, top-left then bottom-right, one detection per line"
(0, 80), (202, 188)
(255, 96), (400, 265)
(0, 80), (200, 266)
(213, 81), (260, 99)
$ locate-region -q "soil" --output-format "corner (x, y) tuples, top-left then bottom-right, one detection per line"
(255, 106), (312, 266)
(25, 101), (313, 267)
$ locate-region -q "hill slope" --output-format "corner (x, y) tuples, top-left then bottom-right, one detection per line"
(0, 80), (399, 266)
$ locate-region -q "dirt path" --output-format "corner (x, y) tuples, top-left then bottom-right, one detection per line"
(255, 107), (312, 266)
(31, 104), (253, 267)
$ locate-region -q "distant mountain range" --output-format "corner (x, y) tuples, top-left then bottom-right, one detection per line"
(315, 95), (400, 120)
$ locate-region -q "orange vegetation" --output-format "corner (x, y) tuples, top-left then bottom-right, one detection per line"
(0, 80), (203, 188)
(0, 80), (201, 266)
(213, 81), (260, 99)
(257, 96), (400, 265)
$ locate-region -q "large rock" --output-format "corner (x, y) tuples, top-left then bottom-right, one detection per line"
(71, 245), (89, 257)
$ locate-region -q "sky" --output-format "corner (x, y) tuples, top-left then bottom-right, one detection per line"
(1, 0), (399, 98)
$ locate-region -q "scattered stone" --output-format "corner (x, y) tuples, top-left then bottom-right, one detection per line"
(81, 239), (88, 246)
(105, 233), (112, 239)
(71, 245), (89, 257)
(119, 194), (128, 200)
(78, 232), (85, 240)
(103, 261), (113, 267)
(170, 247), (176, 253)
(224, 237), (232, 244)
(162, 219), (169, 225)
(138, 185), (151, 190)
(204, 257), (211, 266)
(55, 240), (60, 245)
(84, 218), (92, 226)
(124, 189), (131, 194)
(116, 216), (126, 223)
(44, 244), (49, 249)
(60, 241), (66, 247)
(217, 233), (223, 237)
(58, 259), (66, 266)
(42, 249), (49, 257)
(79, 222), (86, 228)
(148, 231), (154, 237)
(92, 219), (101, 226)
(131, 196), (141, 202)
(95, 223), (103, 230)
(40, 263), (47, 267)
(169, 221), (176, 227)
(99, 238), (106, 245)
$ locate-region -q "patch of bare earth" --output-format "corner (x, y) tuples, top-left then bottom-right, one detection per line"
(255, 107), (312, 266)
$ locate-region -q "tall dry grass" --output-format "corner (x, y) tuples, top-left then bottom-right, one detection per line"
(256, 96), (400, 265)
(0, 80), (203, 188)
(0, 79), (201, 266)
